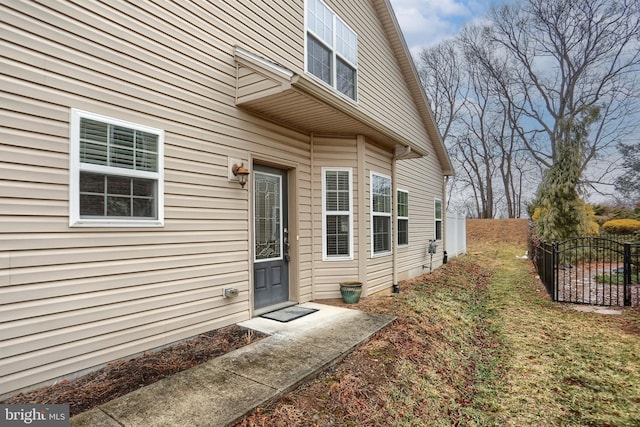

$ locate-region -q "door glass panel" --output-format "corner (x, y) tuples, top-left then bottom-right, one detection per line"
(254, 172), (282, 261)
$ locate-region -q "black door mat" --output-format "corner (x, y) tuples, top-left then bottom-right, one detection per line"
(260, 306), (318, 322)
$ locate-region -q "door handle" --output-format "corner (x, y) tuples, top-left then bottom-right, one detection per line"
(283, 227), (291, 262)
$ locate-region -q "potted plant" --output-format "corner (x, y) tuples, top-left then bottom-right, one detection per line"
(339, 281), (363, 304)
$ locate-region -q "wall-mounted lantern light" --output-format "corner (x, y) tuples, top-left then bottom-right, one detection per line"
(232, 163), (250, 188)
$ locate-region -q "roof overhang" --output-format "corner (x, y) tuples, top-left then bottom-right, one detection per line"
(233, 46), (426, 159)
(373, 0), (454, 176)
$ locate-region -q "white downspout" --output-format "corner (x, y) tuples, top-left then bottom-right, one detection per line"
(310, 132), (316, 299)
(357, 135), (367, 294)
(443, 175), (449, 263)
(392, 146), (412, 293)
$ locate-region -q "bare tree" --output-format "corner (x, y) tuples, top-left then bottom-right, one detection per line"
(458, 53), (502, 218)
(416, 40), (467, 142)
(417, 0), (640, 217)
(422, 26), (533, 218)
(417, 40), (477, 214)
(419, 34), (518, 217)
(489, 0), (640, 173)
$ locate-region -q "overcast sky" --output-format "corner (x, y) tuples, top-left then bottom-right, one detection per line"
(389, 0), (493, 54)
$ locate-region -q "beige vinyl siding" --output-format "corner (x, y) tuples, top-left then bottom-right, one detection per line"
(365, 144), (394, 295)
(1, 0), (446, 397)
(0, 0), (312, 397)
(308, 134), (399, 300)
(395, 155), (446, 280)
(324, 0), (431, 153)
(294, 165), (314, 303)
(236, 67), (288, 104)
(311, 136), (360, 299)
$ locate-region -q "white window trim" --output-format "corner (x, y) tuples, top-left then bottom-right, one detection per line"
(397, 189), (409, 247)
(434, 198), (443, 241)
(304, 0), (359, 103)
(69, 109), (164, 227)
(370, 171), (392, 257)
(321, 167), (353, 261)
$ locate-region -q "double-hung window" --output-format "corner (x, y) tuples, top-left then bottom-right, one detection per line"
(70, 109), (164, 227)
(397, 190), (409, 246)
(371, 172), (392, 255)
(434, 198), (443, 240)
(322, 168), (353, 260)
(306, 0), (358, 101)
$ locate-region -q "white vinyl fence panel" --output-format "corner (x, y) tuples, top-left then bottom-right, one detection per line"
(446, 212), (467, 258)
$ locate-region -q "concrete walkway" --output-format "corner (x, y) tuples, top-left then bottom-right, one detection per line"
(569, 304), (623, 315)
(70, 302), (395, 427)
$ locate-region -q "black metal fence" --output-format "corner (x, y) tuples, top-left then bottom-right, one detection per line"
(530, 237), (640, 307)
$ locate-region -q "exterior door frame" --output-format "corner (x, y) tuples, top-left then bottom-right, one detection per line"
(249, 157), (299, 315)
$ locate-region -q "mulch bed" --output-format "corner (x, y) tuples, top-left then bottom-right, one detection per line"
(2, 325), (266, 416)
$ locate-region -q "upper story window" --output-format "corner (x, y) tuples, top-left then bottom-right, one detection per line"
(371, 172), (392, 255)
(322, 168), (353, 260)
(306, 0), (358, 101)
(70, 109), (164, 227)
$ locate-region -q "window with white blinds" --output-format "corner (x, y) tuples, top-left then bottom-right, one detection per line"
(322, 168), (353, 260)
(70, 109), (164, 227)
(371, 172), (391, 255)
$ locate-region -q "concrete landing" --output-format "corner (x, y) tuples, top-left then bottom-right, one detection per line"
(71, 302), (395, 427)
(570, 304), (623, 315)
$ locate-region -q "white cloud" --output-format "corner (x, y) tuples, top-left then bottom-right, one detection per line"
(390, 0), (490, 52)
(393, 7), (455, 53)
(392, 0), (469, 17)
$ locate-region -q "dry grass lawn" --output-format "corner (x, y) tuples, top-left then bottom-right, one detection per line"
(239, 219), (640, 426)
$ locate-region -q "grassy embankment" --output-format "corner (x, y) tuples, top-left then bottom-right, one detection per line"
(477, 239), (640, 426)
(240, 236), (640, 426)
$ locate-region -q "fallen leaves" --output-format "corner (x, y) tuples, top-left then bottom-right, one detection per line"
(2, 325), (266, 416)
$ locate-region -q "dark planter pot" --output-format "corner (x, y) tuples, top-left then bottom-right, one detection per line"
(339, 281), (363, 304)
